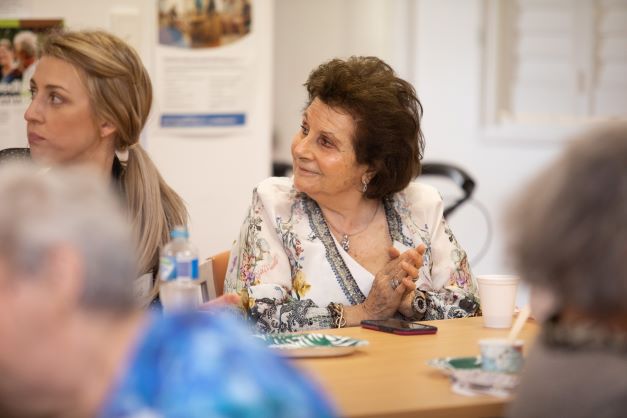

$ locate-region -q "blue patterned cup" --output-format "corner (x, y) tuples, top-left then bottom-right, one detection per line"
(479, 338), (524, 374)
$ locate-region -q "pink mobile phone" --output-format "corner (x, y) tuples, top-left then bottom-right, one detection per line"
(361, 319), (438, 335)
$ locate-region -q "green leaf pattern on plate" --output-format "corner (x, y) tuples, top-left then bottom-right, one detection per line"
(256, 333), (368, 349)
(427, 356), (482, 373)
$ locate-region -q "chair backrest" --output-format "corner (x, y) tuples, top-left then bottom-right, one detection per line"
(198, 250), (230, 300)
(420, 162), (476, 218)
(272, 161), (293, 177)
(210, 250), (230, 297)
(0, 147), (30, 163)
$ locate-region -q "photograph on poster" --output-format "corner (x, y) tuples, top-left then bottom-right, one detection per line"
(155, 0), (259, 133)
(0, 20), (63, 96)
(158, 0), (252, 48)
(0, 19), (63, 149)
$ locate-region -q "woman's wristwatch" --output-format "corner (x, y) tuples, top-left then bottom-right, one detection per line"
(408, 290), (427, 320)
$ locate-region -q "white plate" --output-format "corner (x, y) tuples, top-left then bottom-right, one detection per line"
(255, 333), (369, 358)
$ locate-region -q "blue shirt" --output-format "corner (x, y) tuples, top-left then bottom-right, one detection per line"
(100, 312), (336, 418)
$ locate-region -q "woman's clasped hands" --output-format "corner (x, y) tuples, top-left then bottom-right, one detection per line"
(343, 244), (426, 325)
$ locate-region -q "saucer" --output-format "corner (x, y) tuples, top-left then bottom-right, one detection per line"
(427, 356), (482, 374)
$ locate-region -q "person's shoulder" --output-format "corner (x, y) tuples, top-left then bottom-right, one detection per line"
(509, 341), (627, 418)
(152, 311), (257, 355)
(391, 182), (444, 224)
(254, 177), (298, 207)
(396, 181), (442, 206)
(108, 312), (330, 416)
(256, 176), (294, 195)
(147, 312), (336, 417)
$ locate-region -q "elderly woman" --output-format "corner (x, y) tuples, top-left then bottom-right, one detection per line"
(12, 30), (39, 94)
(225, 56), (479, 333)
(0, 38), (21, 85)
(506, 123), (627, 418)
(5, 30), (188, 305)
(0, 164), (335, 418)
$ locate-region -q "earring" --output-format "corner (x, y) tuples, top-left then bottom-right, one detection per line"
(362, 177), (368, 193)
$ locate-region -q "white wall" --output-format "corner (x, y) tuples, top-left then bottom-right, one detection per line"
(4, 0), (571, 274)
(413, 0), (564, 275)
(148, 4), (274, 260)
(273, 0), (565, 275)
(6, 0), (274, 261)
(273, 0), (414, 161)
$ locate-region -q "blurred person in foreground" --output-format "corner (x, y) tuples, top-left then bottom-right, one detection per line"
(0, 163), (336, 418)
(225, 56), (479, 333)
(506, 123), (627, 418)
(1, 29), (189, 307)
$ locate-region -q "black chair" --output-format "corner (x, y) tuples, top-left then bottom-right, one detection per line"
(272, 161), (293, 177)
(420, 162), (475, 218)
(0, 147), (30, 163)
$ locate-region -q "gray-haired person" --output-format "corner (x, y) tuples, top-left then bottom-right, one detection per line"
(506, 123), (627, 418)
(0, 163), (336, 418)
(12, 30), (38, 94)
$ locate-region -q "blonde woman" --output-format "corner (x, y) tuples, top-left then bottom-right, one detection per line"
(22, 30), (187, 305)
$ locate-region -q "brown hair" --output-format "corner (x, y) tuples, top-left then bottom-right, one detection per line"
(305, 56), (424, 199)
(41, 30), (188, 302)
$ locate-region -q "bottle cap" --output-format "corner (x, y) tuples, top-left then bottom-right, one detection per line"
(170, 226), (189, 239)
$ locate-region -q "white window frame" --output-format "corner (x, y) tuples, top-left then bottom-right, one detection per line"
(480, 0), (627, 142)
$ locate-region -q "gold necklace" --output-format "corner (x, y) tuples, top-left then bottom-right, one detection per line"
(324, 202), (381, 252)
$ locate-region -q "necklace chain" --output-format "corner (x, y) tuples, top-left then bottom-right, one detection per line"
(324, 202), (380, 252)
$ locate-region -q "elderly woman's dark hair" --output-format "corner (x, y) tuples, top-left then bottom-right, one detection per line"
(305, 56), (424, 199)
(506, 123), (627, 319)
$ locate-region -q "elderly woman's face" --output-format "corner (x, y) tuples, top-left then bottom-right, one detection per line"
(24, 56), (110, 166)
(291, 98), (369, 201)
(0, 45), (12, 66)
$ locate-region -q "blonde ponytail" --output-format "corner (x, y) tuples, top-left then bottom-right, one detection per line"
(125, 145), (188, 302)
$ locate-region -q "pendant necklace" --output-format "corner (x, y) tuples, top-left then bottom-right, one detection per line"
(325, 202), (380, 252)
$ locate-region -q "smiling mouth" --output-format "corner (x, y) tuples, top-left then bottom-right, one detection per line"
(296, 166), (320, 175)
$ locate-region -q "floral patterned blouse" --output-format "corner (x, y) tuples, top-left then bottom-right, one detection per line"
(224, 178), (480, 333)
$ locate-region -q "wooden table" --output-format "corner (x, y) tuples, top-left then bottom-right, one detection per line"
(293, 316), (539, 418)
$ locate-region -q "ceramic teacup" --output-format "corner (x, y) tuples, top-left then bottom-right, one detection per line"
(478, 338), (524, 374)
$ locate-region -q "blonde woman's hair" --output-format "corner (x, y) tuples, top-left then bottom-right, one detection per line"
(41, 30), (188, 303)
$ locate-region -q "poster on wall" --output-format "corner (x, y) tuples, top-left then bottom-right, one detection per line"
(155, 0), (254, 136)
(0, 19), (63, 149)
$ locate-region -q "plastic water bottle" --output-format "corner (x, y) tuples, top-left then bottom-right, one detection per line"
(159, 226), (202, 313)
